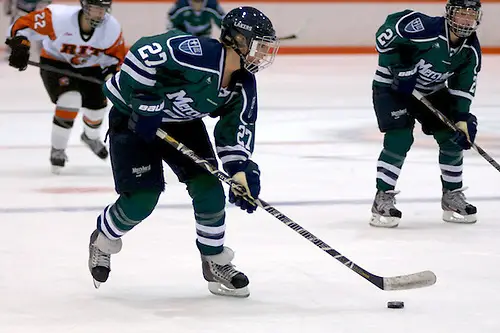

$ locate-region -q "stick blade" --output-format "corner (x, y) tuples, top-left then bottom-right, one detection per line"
(383, 270), (437, 290)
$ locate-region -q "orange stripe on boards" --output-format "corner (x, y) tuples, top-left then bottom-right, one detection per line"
(55, 109), (79, 120)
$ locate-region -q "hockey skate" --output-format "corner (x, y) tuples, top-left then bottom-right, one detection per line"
(81, 132), (109, 159)
(50, 147), (68, 174)
(370, 190), (402, 228)
(201, 247), (250, 298)
(88, 229), (122, 289)
(442, 187), (477, 223)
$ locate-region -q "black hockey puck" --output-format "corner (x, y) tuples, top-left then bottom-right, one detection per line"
(387, 301), (404, 309)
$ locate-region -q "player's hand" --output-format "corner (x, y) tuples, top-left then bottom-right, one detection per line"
(390, 64), (418, 95)
(228, 160), (261, 214)
(5, 36), (31, 71)
(128, 92), (165, 142)
(452, 112), (477, 150)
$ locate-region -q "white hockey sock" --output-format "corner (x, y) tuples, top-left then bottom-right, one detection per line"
(52, 91), (82, 150)
(51, 121), (72, 150)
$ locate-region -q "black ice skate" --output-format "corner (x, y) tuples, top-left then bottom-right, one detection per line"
(50, 147), (68, 174)
(370, 190), (402, 228)
(442, 187), (477, 223)
(88, 229), (122, 289)
(81, 132), (109, 159)
(201, 247), (250, 298)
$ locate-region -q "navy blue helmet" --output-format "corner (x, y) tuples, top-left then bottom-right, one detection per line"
(221, 6), (279, 73)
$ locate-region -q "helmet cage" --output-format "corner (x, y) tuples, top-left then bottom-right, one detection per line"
(81, 0), (111, 28)
(446, 5), (482, 38)
(243, 35), (279, 74)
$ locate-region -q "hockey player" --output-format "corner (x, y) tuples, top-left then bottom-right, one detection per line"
(3, 1), (51, 60)
(6, 0), (126, 174)
(4, 0), (51, 23)
(88, 6), (279, 297)
(167, 0), (225, 37)
(370, 0), (481, 228)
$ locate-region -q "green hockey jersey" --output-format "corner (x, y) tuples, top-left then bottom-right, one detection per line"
(373, 10), (481, 113)
(167, 0), (224, 37)
(104, 29), (258, 172)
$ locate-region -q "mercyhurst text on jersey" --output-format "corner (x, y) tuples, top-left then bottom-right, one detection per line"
(104, 29), (258, 169)
(373, 10), (481, 114)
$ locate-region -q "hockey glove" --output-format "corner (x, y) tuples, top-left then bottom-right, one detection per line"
(451, 112), (477, 150)
(6, 36), (31, 71)
(128, 92), (165, 143)
(227, 160), (261, 214)
(390, 64), (419, 95)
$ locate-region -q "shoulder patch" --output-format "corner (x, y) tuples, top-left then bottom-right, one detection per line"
(179, 38), (203, 56)
(404, 17), (424, 33)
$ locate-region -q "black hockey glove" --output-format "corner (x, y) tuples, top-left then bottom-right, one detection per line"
(128, 92), (164, 142)
(390, 64), (418, 95)
(227, 160), (261, 214)
(451, 112), (477, 150)
(5, 36), (31, 71)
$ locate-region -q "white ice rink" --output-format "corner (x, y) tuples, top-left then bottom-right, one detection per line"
(1, 55), (500, 333)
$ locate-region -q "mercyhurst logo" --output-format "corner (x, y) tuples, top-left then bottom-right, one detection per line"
(415, 59), (453, 84)
(166, 90), (202, 118)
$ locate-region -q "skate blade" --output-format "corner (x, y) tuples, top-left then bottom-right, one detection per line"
(370, 214), (400, 228)
(92, 279), (102, 289)
(443, 211), (477, 224)
(208, 282), (250, 298)
(93, 279), (101, 289)
(51, 165), (63, 175)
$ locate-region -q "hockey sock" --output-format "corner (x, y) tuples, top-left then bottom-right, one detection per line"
(97, 190), (161, 240)
(83, 107), (106, 140)
(52, 91), (81, 150)
(435, 131), (463, 191)
(376, 129), (414, 192)
(186, 174), (226, 256)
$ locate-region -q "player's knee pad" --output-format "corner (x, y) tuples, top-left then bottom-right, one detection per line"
(383, 128), (414, 155)
(373, 87), (414, 132)
(187, 174), (225, 214)
(116, 190), (161, 222)
(57, 91), (82, 109)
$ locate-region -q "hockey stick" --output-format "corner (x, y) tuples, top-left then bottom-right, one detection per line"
(413, 90), (500, 172)
(277, 18), (310, 41)
(155, 128), (437, 291)
(278, 34), (298, 41)
(27, 60), (105, 85)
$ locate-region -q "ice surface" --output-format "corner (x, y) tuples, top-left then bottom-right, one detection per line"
(1, 55), (500, 332)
